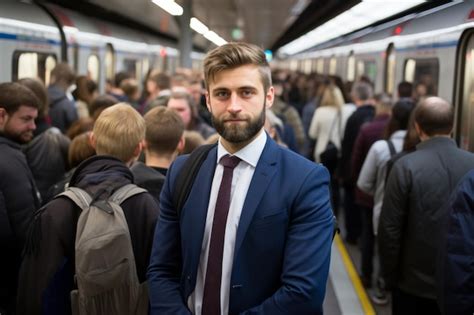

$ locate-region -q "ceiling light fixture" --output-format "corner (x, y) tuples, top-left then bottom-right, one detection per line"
(190, 17), (208, 34)
(151, 0), (183, 16)
(279, 0), (426, 56)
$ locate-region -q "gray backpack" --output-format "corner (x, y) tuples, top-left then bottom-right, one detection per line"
(59, 184), (149, 315)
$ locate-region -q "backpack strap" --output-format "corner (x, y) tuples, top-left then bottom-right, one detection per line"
(172, 143), (217, 217)
(387, 140), (396, 157)
(110, 184), (147, 204)
(58, 187), (92, 210)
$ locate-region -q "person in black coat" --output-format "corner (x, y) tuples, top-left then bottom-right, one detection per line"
(0, 82), (41, 314)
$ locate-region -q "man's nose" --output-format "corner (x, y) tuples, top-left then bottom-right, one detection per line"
(228, 94), (242, 113)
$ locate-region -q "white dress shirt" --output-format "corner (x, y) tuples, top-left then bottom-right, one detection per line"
(188, 130), (267, 315)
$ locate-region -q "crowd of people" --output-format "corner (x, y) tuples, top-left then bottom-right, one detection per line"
(0, 41), (472, 315)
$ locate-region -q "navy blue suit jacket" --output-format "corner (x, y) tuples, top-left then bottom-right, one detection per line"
(147, 136), (334, 314)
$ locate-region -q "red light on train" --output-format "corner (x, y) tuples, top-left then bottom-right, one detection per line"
(468, 10), (474, 20)
(393, 26), (403, 35)
(160, 48), (167, 57)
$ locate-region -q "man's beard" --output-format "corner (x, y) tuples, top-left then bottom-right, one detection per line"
(211, 102), (266, 144)
(1, 126), (34, 144)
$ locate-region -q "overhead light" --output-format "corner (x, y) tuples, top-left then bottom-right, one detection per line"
(279, 0), (426, 55)
(151, 0), (183, 16)
(204, 31), (227, 46)
(190, 17), (208, 34)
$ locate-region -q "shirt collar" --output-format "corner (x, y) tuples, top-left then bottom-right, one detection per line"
(217, 130), (267, 168)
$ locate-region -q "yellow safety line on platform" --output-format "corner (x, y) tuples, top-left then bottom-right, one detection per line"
(334, 234), (375, 315)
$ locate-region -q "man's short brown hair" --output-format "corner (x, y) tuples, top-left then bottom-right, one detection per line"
(203, 42), (271, 92)
(93, 103), (145, 162)
(144, 106), (184, 155)
(0, 82), (39, 114)
(414, 96), (453, 136)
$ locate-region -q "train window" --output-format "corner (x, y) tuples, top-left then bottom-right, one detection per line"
(347, 53), (355, 82)
(404, 58), (439, 96)
(316, 59), (324, 74)
(142, 58), (150, 78)
(13, 51), (57, 83)
(304, 59), (312, 74)
(329, 57), (337, 75)
(87, 55), (100, 83)
(105, 44), (115, 81)
(458, 33), (474, 151)
(357, 60), (377, 83)
(385, 44), (396, 95)
(44, 56), (57, 86)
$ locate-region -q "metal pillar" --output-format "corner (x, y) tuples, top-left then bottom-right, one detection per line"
(178, 0), (193, 69)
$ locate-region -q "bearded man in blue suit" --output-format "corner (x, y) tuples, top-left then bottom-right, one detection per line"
(147, 42), (334, 315)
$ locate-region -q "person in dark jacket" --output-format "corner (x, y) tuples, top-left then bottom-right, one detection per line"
(437, 168), (474, 315)
(379, 97), (474, 315)
(339, 81), (375, 244)
(17, 103), (160, 315)
(0, 82), (41, 314)
(19, 78), (70, 202)
(47, 63), (78, 133)
(132, 106), (185, 201)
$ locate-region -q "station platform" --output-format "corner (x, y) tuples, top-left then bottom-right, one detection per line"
(323, 234), (390, 315)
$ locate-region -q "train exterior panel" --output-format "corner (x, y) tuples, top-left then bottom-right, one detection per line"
(280, 0), (474, 151)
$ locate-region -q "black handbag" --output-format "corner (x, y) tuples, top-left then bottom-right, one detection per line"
(319, 111), (341, 173)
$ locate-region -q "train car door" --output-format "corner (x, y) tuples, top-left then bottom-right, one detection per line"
(455, 30), (474, 152)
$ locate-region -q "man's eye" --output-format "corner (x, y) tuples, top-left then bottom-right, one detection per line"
(215, 91), (228, 98)
(241, 90), (254, 97)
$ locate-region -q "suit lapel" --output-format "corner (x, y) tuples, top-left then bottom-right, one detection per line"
(186, 147), (218, 271)
(234, 138), (279, 256)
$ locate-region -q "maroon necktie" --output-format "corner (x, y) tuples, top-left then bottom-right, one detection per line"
(202, 154), (241, 315)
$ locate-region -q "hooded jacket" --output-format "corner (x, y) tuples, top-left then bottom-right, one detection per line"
(17, 155), (160, 315)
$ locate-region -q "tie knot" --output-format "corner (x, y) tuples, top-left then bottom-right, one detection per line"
(220, 154), (241, 169)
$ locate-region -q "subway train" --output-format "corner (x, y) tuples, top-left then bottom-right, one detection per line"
(0, 0), (205, 93)
(277, 0), (474, 152)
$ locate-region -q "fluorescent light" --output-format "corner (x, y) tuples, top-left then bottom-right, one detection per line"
(190, 17), (208, 34)
(279, 0), (426, 55)
(151, 0), (183, 16)
(204, 31), (227, 46)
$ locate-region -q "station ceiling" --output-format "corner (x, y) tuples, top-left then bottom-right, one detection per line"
(39, 0), (448, 53)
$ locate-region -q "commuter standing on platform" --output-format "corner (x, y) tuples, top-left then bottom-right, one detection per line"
(147, 42), (334, 315)
(379, 97), (474, 315)
(0, 82), (41, 315)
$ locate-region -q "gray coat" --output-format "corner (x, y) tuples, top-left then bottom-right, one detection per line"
(379, 136), (474, 299)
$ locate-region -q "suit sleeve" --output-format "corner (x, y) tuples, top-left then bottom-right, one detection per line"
(147, 160), (192, 315)
(241, 165), (334, 315)
(378, 160), (410, 288)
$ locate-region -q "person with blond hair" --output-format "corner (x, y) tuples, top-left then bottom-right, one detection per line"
(17, 103), (160, 315)
(148, 42), (334, 315)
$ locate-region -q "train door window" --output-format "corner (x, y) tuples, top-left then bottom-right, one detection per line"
(458, 33), (474, 151)
(105, 44), (115, 82)
(290, 59), (298, 71)
(142, 58), (150, 79)
(87, 55), (100, 83)
(13, 51), (57, 83)
(329, 57), (337, 75)
(17, 53), (38, 79)
(357, 60), (365, 79)
(347, 53), (355, 82)
(304, 59), (312, 74)
(364, 60), (377, 83)
(404, 58), (439, 96)
(44, 56), (57, 86)
(385, 44), (396, 94)
(123, 59), (138, 79)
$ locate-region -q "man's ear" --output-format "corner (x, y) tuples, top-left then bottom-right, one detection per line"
(205, 91), (211, 112)
(133, 140), (145, 157)
(266, 86), (275, 109)
(177, 135), (186, 153)
(89, 132), (97, 149)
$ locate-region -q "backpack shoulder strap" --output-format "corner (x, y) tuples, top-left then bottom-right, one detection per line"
(387, 140), (396, 157)
(57, 187), (92, 210)
(172, 143), (217, 217)
(110, 184), (147, 205)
